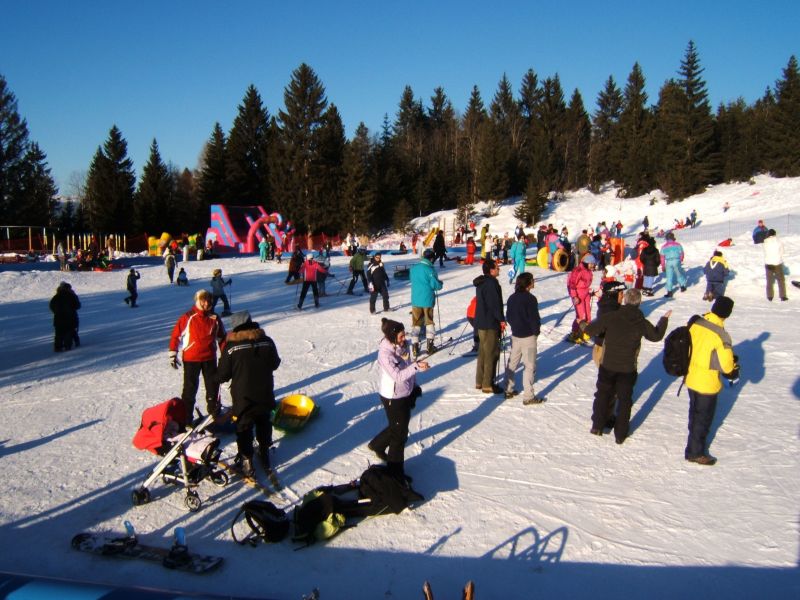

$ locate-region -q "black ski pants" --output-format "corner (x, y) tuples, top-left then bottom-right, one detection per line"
(298, 281), (319, 308)
(370, 394), (413, 471)
(347, 269), (368, 293)
(591, 366), (637, 442)
(235, 405), (273, 463)
(369, 284), (390, 312)
(181, 359), (220, 417)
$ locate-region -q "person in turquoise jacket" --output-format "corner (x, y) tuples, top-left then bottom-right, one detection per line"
(660, 232), (687, 297)
(409, 249), (444, 356)
(258, 238), (268, 262)
(509, 236), (527, 284)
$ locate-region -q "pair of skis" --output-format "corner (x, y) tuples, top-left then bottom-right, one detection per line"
(72, 521), (222, 574)
(216, 458), (284, 496)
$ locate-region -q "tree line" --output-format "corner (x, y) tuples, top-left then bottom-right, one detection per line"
(1, 41), (798, 239)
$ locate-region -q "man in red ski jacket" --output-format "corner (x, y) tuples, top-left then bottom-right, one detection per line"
(169, 289), (227, 417)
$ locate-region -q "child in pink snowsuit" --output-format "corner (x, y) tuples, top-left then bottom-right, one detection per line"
(567, 254), (596, 339)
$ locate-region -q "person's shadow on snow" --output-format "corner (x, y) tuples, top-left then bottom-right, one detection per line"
(708, 331), (768, 448)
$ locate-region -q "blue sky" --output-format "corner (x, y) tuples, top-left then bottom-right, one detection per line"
(1, 1), (797, 192)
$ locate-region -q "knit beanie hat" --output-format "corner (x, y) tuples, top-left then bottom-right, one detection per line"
(711, 296), (734, 319)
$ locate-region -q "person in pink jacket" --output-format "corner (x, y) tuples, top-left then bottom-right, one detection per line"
(567, 254), (596, 343)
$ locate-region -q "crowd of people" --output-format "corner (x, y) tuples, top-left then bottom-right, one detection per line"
(46, 212), (789, 488)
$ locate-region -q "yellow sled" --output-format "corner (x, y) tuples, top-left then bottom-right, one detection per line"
(536, 247), (549, 269)
(272, 394), (318, 432)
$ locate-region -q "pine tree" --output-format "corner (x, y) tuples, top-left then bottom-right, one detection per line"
(393, 85), (428, 216)
(519, 69), (546, 197)
(18, 142), (58, 226)
(172, 167), (203, 234)
(198, 123), (228, 209)
(488, 74), (524, 195)
(425, 87), (459, 212)
(539, 75), (568, 192)
(562, 89), (591, 190)
(341, 122), (376, 234)
(373, 114), (402, 228)
(653, 80), (691, 199)
(392, 198), (413, 233)
(135, 139), (173, 234)
(0, 75), (57, 225)
(461, 86), (487, 205)
(270, 64), (333, 233)
(588, 76), (623, 191)
(226, 85), (270, 204)
(84, 125), (136, 233)
(617, 63), (653, 197)
(677, 40), (719, 195)
(311, 103), (346, 233)
(769, 55), (800, 176)
(716, 99), (758, 182)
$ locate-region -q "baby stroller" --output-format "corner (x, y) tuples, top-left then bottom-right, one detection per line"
(131, 398), (228, 512)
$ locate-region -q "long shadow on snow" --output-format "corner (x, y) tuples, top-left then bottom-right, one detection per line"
(0, 419), (101, 458)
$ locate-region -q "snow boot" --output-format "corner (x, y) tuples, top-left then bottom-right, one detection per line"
(427, 339), (437, 355)
(412, 342), (420, 358)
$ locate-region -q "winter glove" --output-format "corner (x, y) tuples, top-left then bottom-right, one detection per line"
(169, 351), (180, 370)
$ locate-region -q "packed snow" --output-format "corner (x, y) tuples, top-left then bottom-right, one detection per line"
(1, 176), (798, 599)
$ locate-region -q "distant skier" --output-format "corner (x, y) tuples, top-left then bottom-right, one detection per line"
(702, 251), (729, 301)
(367, 253), (391, 314)
(124, 268), (140, 307)
(566, 254), (595, 343)
(164, 247), (177, 284)
(660, 232), (688, 297)
(210, 268), (232, 315)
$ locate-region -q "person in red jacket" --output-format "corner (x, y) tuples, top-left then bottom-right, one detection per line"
(297, 253), (327, 310)
(567, 254), (596, 343)
(169, 289), (227, 417)
(465, 236), (477, 265)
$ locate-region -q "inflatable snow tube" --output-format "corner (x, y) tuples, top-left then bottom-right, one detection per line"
(552, 248), (569, 272)
(536, 247), (549, 269)
(272, 394), (318, 432)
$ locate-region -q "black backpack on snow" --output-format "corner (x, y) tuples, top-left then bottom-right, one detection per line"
(358, 464), (424, 514)
(231, 500), (290, 546)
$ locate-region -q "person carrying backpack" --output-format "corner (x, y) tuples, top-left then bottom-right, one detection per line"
(684, 296), (738, 465)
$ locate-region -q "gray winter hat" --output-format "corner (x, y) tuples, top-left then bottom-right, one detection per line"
(230, 310), (252, 331)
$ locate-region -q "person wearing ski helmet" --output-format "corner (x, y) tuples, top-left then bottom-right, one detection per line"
(409, 249), (444, 356)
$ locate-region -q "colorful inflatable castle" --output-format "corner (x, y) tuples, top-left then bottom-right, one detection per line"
(205, 205), (294, 254)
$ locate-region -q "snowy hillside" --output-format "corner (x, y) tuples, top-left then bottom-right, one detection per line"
(0, 177), (798, 599)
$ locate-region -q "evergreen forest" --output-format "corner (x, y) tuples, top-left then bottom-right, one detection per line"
(1, 42), (799, 238)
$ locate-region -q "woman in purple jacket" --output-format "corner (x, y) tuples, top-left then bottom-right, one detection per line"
(368, 318), (429, 481)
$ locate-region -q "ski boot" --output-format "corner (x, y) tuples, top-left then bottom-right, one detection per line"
(412, 342), (420, 358)
(426, 339), (437, 355)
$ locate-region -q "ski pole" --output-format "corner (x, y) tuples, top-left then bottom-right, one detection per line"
(546, 304), (573, 336)
(228, 281), (233, 312)
(435, 290), (443, 347)
(447, 320), (471, 355)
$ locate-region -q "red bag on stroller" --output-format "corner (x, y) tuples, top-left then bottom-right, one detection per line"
(133, 397), (187, 455)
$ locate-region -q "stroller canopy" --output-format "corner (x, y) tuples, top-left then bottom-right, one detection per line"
(133, 398), (188, 454)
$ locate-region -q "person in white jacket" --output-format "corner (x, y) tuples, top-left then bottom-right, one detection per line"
(762, 229), (787, 302)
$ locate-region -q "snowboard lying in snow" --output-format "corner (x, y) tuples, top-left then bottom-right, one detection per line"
(71, 522), (222, 574)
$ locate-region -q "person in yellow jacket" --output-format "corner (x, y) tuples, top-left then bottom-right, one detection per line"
(684, 296), (738, 465)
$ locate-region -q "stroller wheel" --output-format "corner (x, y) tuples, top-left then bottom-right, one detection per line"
(210, 470), (229, 487)
(131, 487), (151, 506)
(185, 491), (202, 512)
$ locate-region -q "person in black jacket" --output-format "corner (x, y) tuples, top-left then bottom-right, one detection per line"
(367, 253), (391, 314)
(503, 272), (543, 404)
(124, 268), (140, 307)
(432, 230), (447, 267)
(216, 310), (281, 477)
(582, 289), (671, 444)
(474, 259), (505, 394)
(49, 282), (81, 352)
(639, 235), (661, 296)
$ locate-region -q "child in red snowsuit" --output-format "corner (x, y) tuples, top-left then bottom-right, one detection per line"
(567, 255), (595, 341)
(465, 237), (477, 265)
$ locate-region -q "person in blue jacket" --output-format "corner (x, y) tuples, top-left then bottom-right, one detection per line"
(508, 235), (527, 284)
(409, 249), (443, 356)
(660, 232), (688, 297)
